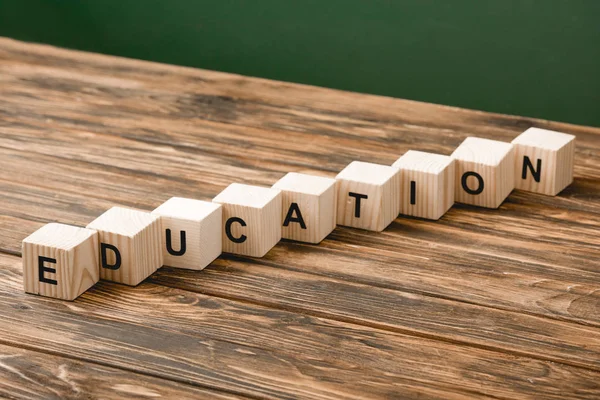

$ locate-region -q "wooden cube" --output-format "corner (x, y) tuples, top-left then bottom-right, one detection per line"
(451, 137), (515, 208)
(151, 197), (222, 270)
(392, 150), (455, 220)
(22, 223), (99, 301)
(272, 172), (337, 243)
(86, 206), (162, 286)
(212, 183), (282, 257)
(335, 161), (401, 231)
(511, 127), (575, 196)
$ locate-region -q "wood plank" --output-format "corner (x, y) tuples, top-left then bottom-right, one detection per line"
(1, 108), (599, 270)
(1, 37), (599, 148)
(0, 75), (598, 275)
(1, 148), (600, 369)
(0, 252), (599, 400)
(2, 164), (600, 364)
(0, 344), (244, 399)
(2, 74), (599, 181)
(1, 37), (600, 180)
(153, 257), (600, 370)
(1, 148), (599, 330)
(2, 37), (600, 398)
(2, 175), (600, 371)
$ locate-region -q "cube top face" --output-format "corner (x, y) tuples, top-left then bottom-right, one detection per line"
(152, 197), (221, 221)
(451, 137), (514, 166)
(213, 183), (281, 209)
(392, 151), (453, 174)
(23, 223), (96, 251)
(512, 127), (575, 151)
(272, 172), (336, 196)
(336, 161), (398, 186)
(87, 206), (159, 237)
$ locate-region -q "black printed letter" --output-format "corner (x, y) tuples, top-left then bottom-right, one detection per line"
(166, 229), (186, 256)
(410, 181), (416, 205)
(225, 217), (247, 243)
(283, 203), (307, 229)
(101, 243), (121, 270)
(522, 156), (542, 183)
(461, 172), (484, 195)
(38, 256), (57, 285)
(348, 192), (368, 218)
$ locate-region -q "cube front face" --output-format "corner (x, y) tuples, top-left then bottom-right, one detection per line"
(512, 128), (575, 196)
(452, 138), (515, 209)
(22, 223), (99, 301)
(392, 151), (455, 220)
(335, 162), (401, 232)
(87, 207), (162, 286)
(272, 173), (337, 243)
(213, 184), (282, 257)
(152, 198), (222, 270)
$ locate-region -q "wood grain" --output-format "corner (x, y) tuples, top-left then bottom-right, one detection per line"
(1, 37), (600, 398)
(0, 343), (244, 399)
(1, 252), (600, 400)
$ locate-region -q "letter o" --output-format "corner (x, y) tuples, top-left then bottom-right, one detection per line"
(461, 171), (484, 195)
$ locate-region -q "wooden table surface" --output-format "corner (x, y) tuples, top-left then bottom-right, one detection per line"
(0, 37), (599, 400)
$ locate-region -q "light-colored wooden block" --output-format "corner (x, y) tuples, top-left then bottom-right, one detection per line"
(511, 127), (575, 196)
(22, 223), (99, 301)
(212, 183), (282, 257)
(335, 161), (401, 231)
(86, 206), (162, 286)
(151, 197), (222, 270)
(451, 137), (515, 208)
(392, 150), (455, 220)
(272, 172), (337, 243)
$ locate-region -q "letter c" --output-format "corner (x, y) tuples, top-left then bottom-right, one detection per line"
(225, 217), (247, 243)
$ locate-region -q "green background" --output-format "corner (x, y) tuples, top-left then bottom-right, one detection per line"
(1, 1), (599, 126)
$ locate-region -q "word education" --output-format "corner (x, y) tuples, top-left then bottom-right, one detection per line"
(22, 127), (575, 301)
